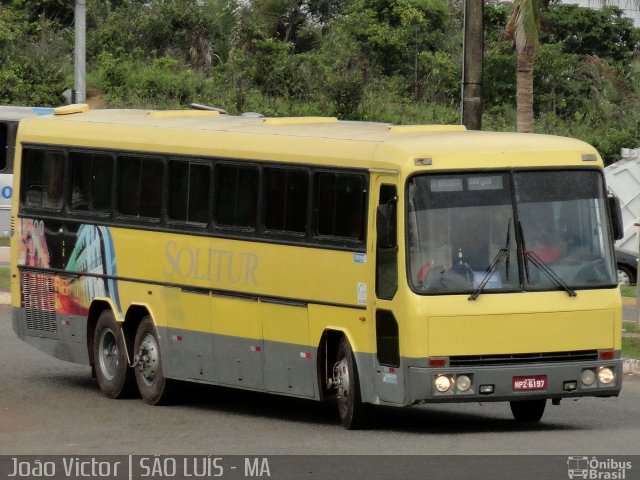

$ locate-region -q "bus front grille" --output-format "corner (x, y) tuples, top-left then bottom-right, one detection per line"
(449, 350), (599, 367)
(22, 273), (57, 333)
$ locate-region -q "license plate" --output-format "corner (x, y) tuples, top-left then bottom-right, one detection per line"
(512, 375), (547, 391)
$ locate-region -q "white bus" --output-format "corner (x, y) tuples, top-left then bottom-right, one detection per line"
(0, 106), (53, 236)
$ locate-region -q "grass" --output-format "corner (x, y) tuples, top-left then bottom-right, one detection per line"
(0, 267), (8, 291)
(620, 284), (637, 298)
(0, 237), (8, 247)
(623, 337), (640, 360)
(623, 321), (640, 335)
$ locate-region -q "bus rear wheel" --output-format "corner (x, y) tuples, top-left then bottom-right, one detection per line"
(133, 316), (174, 405)
(510, 399), (546, 422)
(93, 310), (136, 398)
(334, 337), (371, 429)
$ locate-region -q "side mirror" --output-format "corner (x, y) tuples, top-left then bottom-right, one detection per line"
(376, 200), (397, 249)
(608, 194), (624, 241)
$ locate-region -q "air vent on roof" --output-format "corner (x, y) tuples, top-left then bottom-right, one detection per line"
(262, 117), (338, 126)
(190, 103), (228, 114)
(53, 104), (89, 115)
(388, 125), (466, 133)
(147, 110), (220, 118)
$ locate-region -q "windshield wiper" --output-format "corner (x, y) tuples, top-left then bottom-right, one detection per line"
(469, 219), (511, 301)
(518, 221), (576, 297)
(525, 250), (577, 297)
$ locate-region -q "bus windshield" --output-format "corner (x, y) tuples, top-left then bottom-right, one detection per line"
(408, 170), (617, 295)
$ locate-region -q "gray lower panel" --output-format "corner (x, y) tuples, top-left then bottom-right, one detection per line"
(13, 307), (89, 365)
(263, 339), (316, 397)
(14, 306), (621, 408)
(158, 327), (318, 399)
(214, 334), (265, 390)
(354, 351), (407, 406)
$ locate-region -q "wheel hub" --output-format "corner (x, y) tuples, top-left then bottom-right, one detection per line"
(99, 328), (119, 381)
(333, 359), (350, 398)
(136, 333), (159, 386)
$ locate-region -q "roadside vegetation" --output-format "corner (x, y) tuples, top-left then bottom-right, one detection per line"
(624, 320), (640, 334)
(623, 338), (640, 359)
(1, 0), (639, 163)
(0, 267), (8, 291)
(620, 285), (637, 297)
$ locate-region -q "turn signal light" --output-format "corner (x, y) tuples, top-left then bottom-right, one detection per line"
(428, 357), (448, 368)
(598, 350), (615, 361)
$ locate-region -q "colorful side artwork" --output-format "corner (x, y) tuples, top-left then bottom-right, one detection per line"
(19, 219), (120, 316)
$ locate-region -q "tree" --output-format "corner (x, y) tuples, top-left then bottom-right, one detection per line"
(542, 4), (638, 64)
(504, 0), (541, 133)
(503, 0), (640, 133)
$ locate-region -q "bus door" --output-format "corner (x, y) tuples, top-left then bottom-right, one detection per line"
(373, 180), (404, 404)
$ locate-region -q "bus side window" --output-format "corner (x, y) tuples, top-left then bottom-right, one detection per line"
(315, 172), (366, 241)
(264, 167), (309, 234)
(168, 160), (211, 224)
(91, 153), (114, 212)
(69, 151), (113, 212)
(214, 164), (259, 229)
(21, 148), (65, 210)
(117, 155), (163, 219)
(376, 184), (398, 300)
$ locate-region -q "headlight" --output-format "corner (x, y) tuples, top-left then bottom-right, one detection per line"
(456, 375), (472, 392)
(434, 375), (452, 392)
(598, 367), (615, 385)
(581, 369), (596, 386)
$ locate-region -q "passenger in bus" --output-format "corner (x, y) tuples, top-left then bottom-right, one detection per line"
(528, 231), (562, 263)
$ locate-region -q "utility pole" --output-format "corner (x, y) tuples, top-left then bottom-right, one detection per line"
(74, 0), (86, 103)
(461, 0), (483, 130)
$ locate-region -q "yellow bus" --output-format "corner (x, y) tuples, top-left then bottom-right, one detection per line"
(11, 104), (624, 429)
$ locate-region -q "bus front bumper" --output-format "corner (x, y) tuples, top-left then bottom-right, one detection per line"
(406, 360), (623, 404)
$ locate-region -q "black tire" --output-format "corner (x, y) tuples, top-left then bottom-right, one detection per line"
(335, 337), (371, 429)
(133, 316), (174, 405)
(93, 310), (136, 398)
(510, 399), (546, 422)
(617, 263), (636, 286)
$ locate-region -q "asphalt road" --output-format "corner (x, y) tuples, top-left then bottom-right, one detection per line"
(1, 304), (639, 458)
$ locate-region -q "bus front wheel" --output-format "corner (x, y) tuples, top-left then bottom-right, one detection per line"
(93, 310), (136, 398)
(133, 316), (174, 405)
(509, 399), (546, 422)
(334, 337), (370, 429)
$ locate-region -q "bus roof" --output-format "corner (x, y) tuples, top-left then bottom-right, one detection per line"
(0, 106), (54, 120)
(16, 107), (602, 173)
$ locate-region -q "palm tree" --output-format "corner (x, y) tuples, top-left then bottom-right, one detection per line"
(504, 0), (542, 133)
(502, 0), (638, 133)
